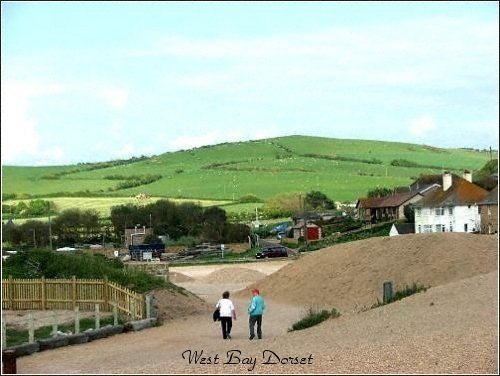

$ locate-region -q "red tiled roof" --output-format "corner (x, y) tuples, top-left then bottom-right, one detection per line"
(378, 192), (422, 207)
(356, 197), (384, 209)
(357, 192), (421, 209)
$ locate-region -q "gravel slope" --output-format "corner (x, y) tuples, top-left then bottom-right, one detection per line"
(15, 233), (498, 374)
(236, 233), (498, 314)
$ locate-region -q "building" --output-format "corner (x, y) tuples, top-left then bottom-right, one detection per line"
(478, 186), (498, 234)
(389, 223), (415, 236)
(356, 191), (423, 222)
(124, 225), (152, 248)
(414, 171), (488, 233)
(292, 220), (323, 241)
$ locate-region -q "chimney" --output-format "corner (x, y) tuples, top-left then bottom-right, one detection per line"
(443, 171), (452, 191)
(463, 170), (472, 183)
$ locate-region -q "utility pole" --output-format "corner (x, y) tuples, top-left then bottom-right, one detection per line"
(32, 229), (37, 248)
(48, 212), (53, 250)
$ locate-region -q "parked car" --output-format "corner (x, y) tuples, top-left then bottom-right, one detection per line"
(255, 247), (288, 259)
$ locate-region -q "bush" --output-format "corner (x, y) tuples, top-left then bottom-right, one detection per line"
(289, 307), (340, 331)
(2, 249), (166, 293)
(238, 194), (262, 203)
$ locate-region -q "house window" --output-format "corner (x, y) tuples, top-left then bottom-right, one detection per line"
(450, 222), (453, 232)
(464, 223), (468, 232)
(435, 207), (444, 215)
(417, 225), (421, 233)
(448, 207), (453, 215)
(423, 225), (433, 233)
(435, 224), (444, 232)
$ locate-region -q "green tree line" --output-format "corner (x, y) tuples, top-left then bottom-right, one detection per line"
(3, 200), (250, 248)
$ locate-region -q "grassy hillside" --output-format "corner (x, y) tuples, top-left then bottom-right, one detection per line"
(2, 136), (492, 207)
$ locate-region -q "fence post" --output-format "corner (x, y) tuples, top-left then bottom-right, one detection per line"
(74, 306), (80, 334)
(383, 281), (394, 304)
(28, 313), (35, 343)
(95, 304), (100, 330)
(51, 311), (58, 337)
(131, 298), (136, 321)
(41, 276), (47, 311)
(146, 294), (152, 319)
(40, 276), (45, 311)
(72, 276), (77, 310)
(112, 302), (118, 326)
(2, 349), (17, 374)
(8, 276), (14, 310)
(103, 276), (109, 311)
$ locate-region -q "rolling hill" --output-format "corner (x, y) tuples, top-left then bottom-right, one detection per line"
(2, 136), (493, 217)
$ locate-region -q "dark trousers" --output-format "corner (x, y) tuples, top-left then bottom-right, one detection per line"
(220, 317), (232, 339)
(249, 315), (262, 339)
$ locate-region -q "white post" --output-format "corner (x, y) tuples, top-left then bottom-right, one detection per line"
(74, 306), (80, 334)
(112, 302), (118, 326)
(28, 312), (35, 343)
(95, 304), (100, 329)
(131, 299), (136, 320)
(52, 311), (58, 337)
(146, 295), (151, 319)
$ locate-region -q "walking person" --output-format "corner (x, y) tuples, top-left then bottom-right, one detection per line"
(216, 291), (236, 340)
(248, 288), (265, 340)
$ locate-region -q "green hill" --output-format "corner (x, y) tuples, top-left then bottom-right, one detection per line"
(2, 135), (493, 209)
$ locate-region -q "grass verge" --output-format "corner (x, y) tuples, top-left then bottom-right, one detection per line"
(5, 316), (123, 348)
(370, 283), (429, 309)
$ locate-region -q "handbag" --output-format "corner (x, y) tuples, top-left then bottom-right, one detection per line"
(213, 307), (220, 322)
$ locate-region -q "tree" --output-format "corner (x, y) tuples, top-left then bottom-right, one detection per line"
(367, 187), (393, 198)
(27, 199), (52, 216)
(80, 210), (100, 239)
(305, 191), (335, 210)
(201, 207), (227, 243)
(404, 204), (415, 223)
(53, 209), (83, 245)
(110, 204), (144, 239)
(143, 233), (160, 244)
(225, 223), (250, 243)
(52, 208), (102, 245)
(263, 193), (302, 218)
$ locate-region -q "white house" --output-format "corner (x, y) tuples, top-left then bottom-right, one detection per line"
(414, 171), (488, 233)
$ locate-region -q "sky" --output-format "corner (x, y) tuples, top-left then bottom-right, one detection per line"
(1, 1), (499, 166)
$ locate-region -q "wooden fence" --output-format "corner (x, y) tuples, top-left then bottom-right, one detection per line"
(2, 276), (145, 320)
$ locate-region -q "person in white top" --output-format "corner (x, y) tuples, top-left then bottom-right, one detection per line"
(216, 291), (236, 340)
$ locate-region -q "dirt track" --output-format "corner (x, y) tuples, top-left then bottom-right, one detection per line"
(14, 234), (499, 374)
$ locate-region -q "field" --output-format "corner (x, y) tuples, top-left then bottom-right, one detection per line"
(3, 196), (232, 222)
(2, 136), (492, 218)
